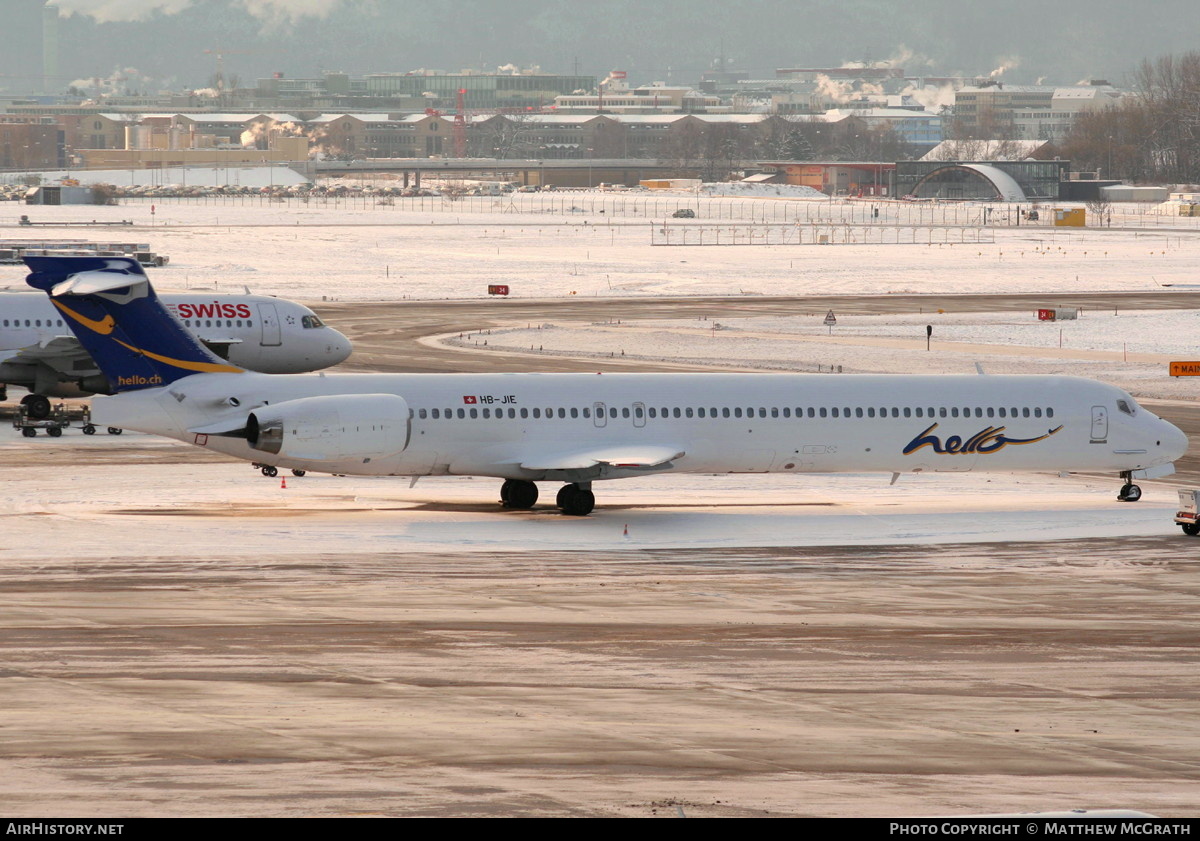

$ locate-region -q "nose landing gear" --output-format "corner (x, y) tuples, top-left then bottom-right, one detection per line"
(1117, 472), (1142, 502)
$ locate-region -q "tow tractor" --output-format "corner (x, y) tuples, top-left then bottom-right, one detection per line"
(1174, 489), (1200, 536)
(12, 403), (123, 438)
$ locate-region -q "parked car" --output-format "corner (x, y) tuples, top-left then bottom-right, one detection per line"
(672, 208), (696, 218)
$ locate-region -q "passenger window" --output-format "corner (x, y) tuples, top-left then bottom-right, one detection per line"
(903, 408), (911, 418)
(635, 406), (644, 418)
(782, 408), (790, 418)
(622, 407), (630, 418)
(868, 408), (876, 418)
(673, 408), (681, 418)
(998, 408), (1006, 418)
(469, 408), (478, 418)
(520, 408), (529, 418)
(807, 408), (815, 418)
(558, 408), (566, 418)
(855, 408), (863, 418)
(697, 407), (706, 418)
(1022, 408), (1030, 418)
(819, 408), (827, 418)
(771, 408), (779, 418)
(533, 408), (541, 418)
(1047, 407), (1054, 418)
(457, 408), (466, 419)
(1034, 408), (1043, 418)
(734, 408), (743, 418)
(418, 408), (427, 419)
(986, 408), (994, 418)
(832, 408), (840, 418)
(571, 407), (580, 418)
(951, 408), (959, 418)
(582, 408), (590, 418)
(723, 408), (731, 418)
(482, 408), (490, 418)
(685, 408), (693, 418)
(609, 407), (617, 418)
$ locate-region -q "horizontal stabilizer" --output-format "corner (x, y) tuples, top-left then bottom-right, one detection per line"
(521, 445), (685, 472)
(51, 267), (149, 297)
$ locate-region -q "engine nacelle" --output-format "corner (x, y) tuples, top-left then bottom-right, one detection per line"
(245, 393), (410, 463)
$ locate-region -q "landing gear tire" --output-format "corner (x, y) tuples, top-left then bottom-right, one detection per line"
(556, 483), (595, 517)
(1117, 483), (1142, 502)
(82, 424), (96, 435)
(501, 479), (538, 509)
(107, 427), (122, 435)
(47, 426), (62, 438)
(21, 394), (51, 420)
(21, 427), (35, 438)
(261, 465), (279, 478)
(291, 469), (306, 477)
(1182, 522), (1200, 536)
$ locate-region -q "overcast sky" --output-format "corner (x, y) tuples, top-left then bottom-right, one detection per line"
(14, 0), (1200, 91)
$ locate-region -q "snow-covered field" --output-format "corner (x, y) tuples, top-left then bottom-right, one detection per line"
(2, 192), (1199, 301)
(444, 309), (1200, 401)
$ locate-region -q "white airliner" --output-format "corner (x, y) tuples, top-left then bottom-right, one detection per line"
(1, 285), (352, 418)
(24, 256), (1188, 515)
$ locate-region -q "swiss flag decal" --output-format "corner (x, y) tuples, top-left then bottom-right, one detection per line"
(463, 395), (477, 404)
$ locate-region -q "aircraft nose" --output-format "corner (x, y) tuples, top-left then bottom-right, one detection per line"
(326, 330), (352, 364)
(1163, 420), (1189, 461)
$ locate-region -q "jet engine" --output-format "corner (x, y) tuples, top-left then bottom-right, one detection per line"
(245, 393), (410, 462)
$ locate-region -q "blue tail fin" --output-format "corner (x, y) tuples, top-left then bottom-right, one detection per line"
(24, 256), (243, 392)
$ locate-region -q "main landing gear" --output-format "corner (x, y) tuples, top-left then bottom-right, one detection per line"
(556, 482), (595, 517)
(20, 394), (51, 420)
(500, 478), (539, 509)
(1117, 472), (1142, 503)
(500, 480), (595, 516)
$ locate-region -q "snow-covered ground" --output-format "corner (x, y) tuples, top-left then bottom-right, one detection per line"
(2, 194), (1199, 301)
(442, 309), (1200, 401)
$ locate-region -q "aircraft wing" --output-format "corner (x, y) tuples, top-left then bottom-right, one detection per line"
(4, 335), (98, 375)
(520, 445), (685, 472)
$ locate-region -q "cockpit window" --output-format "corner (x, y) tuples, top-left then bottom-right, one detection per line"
(301, 315), (324, 329)
(1117, 399), (1136, 416)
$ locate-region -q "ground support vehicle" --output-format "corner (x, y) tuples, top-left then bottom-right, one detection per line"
(1175, 489), (1200, 535)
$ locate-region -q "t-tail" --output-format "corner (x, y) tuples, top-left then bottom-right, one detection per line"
(24, 256), (243, 392)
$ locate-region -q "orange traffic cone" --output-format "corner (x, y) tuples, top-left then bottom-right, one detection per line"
(280, 477), (287, 489)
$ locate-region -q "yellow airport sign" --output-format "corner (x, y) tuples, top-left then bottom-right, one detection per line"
(1169, 362), (1200, 377)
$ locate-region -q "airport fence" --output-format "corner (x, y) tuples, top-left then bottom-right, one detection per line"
(113, 194), (1200, 230)
(650, 223), (996, 246)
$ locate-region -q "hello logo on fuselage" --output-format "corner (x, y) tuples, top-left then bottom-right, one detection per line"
(902, 422), (1063, 456)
